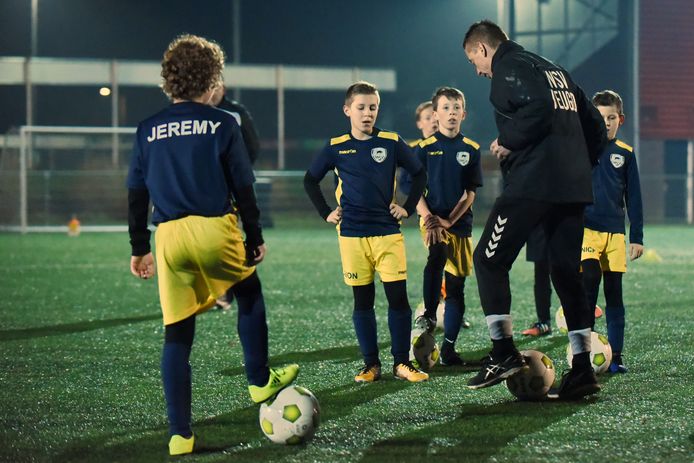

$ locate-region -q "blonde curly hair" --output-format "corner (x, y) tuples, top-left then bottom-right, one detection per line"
(161, 34), (225, 100)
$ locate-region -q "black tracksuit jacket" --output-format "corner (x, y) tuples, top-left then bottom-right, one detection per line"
(490, 41), (607, 204)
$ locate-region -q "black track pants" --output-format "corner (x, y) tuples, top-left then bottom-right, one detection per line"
(473, 197), (591, 332)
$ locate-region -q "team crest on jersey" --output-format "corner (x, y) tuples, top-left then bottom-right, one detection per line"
(371, 147), (387, 163)
(610, 153), (625, 168)
(456, 151), (470, 166)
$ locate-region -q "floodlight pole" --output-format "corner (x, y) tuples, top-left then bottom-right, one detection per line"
(28, 0), (37, 126)
(276, 65), (285, 170)
(111, 60), (119, 167)
(633, 0), (640, 162)
(232, 0), (241, 101)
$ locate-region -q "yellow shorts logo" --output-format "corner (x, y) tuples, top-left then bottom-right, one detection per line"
(582, 246), (595, 253)
(344, 272), (358, 280)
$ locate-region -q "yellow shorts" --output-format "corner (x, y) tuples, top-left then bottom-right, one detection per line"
(419, 218), (473, 277)
(337, 234), (407, 286)
(581, 228), (627, 273)
(155, 214), (255, 325)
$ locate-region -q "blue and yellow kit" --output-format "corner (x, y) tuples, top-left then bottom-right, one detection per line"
(408, 138), (423, 149)
(127, 101), (255, 224)
(584, 138), (643, 244)
(127, 101), (257, 324)
(307, 127), (423, 237)
(415, 132), (483, 237)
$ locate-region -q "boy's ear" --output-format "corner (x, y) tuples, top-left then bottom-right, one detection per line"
(343, 105), (350, 117)
(619, 114), (625, 126)
(461, 109), (467, 121)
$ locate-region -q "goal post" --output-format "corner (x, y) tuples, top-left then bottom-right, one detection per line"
(1, 125), (332, 233)
(12, 126), (136, 233)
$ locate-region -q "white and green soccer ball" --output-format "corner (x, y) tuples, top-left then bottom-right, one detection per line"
(565, 331), (613, 374)
(555, 306), (569, 334)
(259, 385), (320, 445)
(556, 305), (602, 334)
(409, 329), (439, 371)
(506, 350), (555, 400)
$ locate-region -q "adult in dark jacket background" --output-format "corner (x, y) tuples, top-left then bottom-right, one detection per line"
(211, 84), (260, 165)
(210, 84), (262, 310)
(462, 19), (607, 399)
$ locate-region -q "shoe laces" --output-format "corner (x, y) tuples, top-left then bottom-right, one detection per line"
(359, 363), (379, 374)
(399, 361), (419, 373)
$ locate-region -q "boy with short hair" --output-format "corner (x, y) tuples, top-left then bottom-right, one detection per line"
(582, 90), (644, 373)
(127, 34), (298, 456)
(303, 81), (429, 383)
(410, 101), (438, 147)
(411, 87), (483, 365)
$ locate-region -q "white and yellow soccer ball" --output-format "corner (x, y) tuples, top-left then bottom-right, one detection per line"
(409, 330), (440, 371)
(565, 331), (613, 374)
(506, 350), (555, 400)
(259, 385), (320, 445)
(556, 305), (603, 334)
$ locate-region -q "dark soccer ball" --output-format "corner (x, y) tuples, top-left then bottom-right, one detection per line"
(506, 350), (555, 400)
(409, 330), (440, 371)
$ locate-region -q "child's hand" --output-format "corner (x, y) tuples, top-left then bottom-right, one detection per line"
(326, 207), (342, 224)
(130, 253), (156, 279)
(246, 243), (267, 266)
(425, 227), (445, 246)
(390, 204), (408, 219)
(424, 214), (442, 230)
(629, 243), (644, 261)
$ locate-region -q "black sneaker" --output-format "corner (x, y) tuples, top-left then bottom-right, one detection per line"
(440, 349), (465, 366)
(467, 352), (525, 389)
(440, 344), (465, 366)
(547, 368), (601, 400)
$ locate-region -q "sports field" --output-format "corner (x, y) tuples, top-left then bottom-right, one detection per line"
(1, 225), (692, 462)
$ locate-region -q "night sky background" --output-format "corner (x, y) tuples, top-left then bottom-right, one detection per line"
(0, 0), (633, 168)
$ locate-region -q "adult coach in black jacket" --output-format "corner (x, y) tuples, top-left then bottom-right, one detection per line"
(462, 20), (607, 399)
(211, 85), (260, 165)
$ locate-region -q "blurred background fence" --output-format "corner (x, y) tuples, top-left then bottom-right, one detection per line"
(0, 126), (690, 231)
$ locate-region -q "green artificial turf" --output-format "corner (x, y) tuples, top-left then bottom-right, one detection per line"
(0, 226), (692, 462)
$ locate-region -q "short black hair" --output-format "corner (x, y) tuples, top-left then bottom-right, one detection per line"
(592, 90), (624, 115)
(431, 87), (465, 111)
(463, 19), (509, 49)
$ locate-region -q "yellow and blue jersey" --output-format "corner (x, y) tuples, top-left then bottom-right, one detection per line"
(408, 138), (423, 149)
(415, 132), (483, 237)
(584, 138), (643, 244)
(127, 101), (254, 225)
(308, 127), (422, 237)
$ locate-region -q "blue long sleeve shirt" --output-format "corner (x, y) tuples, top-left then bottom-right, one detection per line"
(584, 138), (644, 244)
